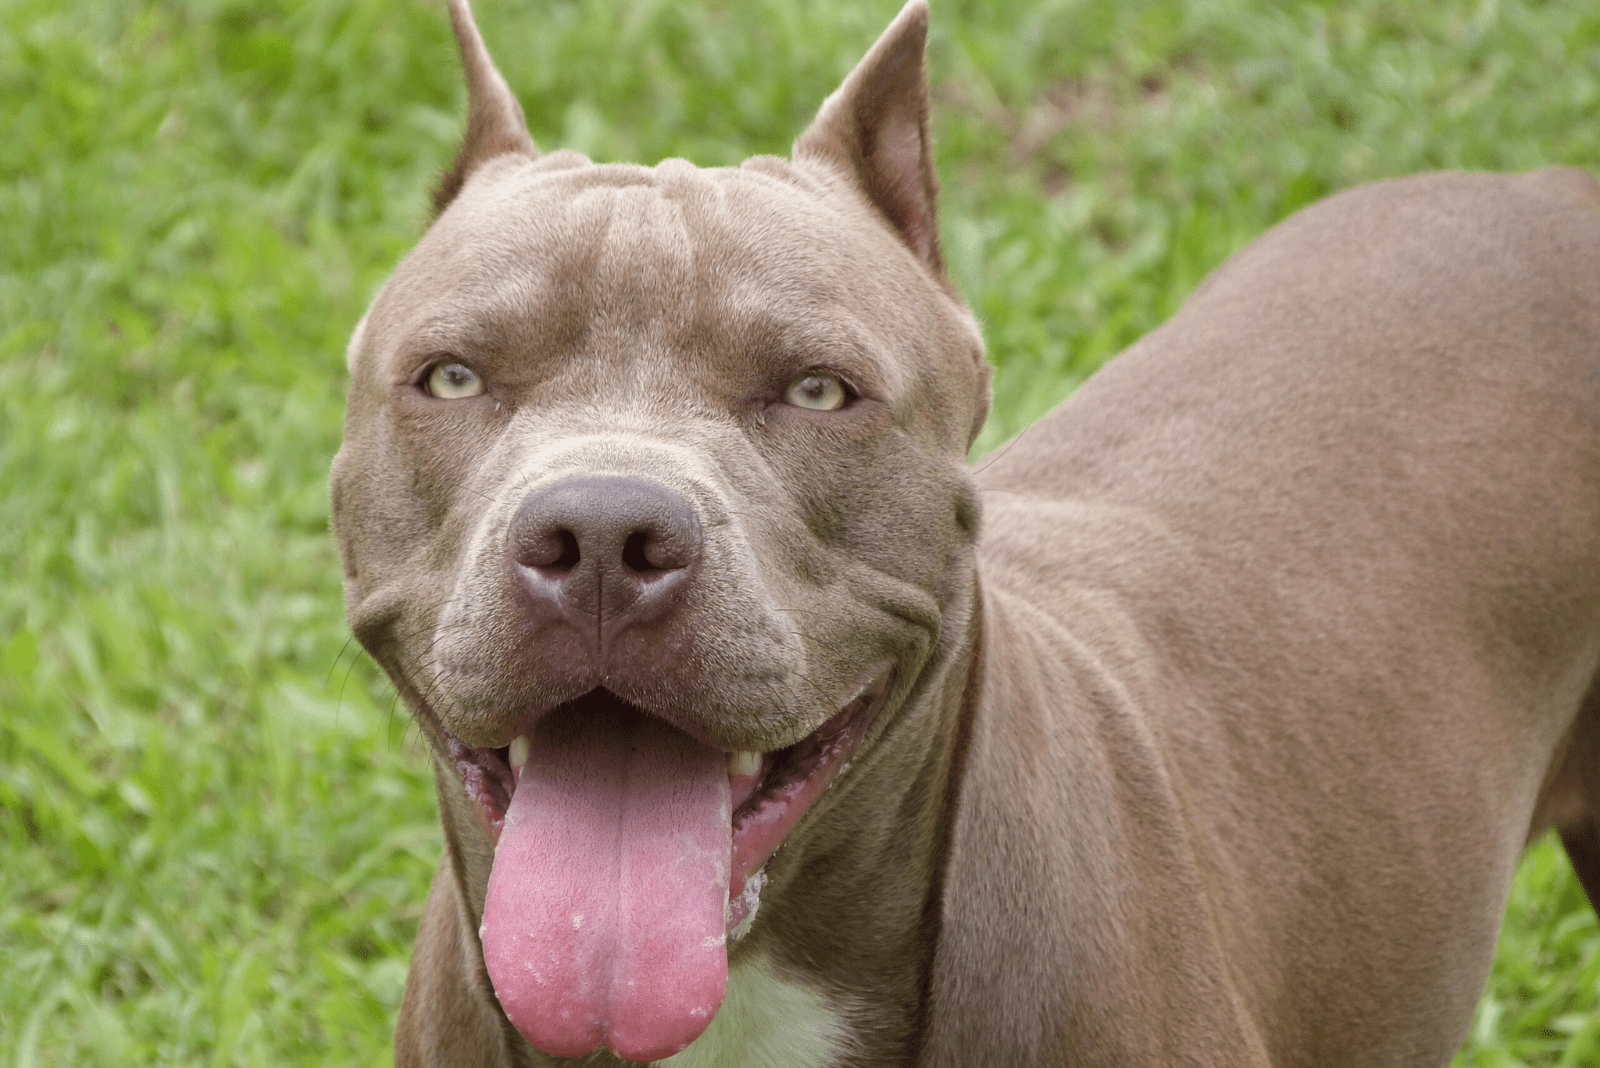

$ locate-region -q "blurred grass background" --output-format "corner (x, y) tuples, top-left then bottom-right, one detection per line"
(3, 0), (1600, 1063)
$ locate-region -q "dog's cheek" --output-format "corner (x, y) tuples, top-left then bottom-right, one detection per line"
(754, 408), (893, 543)
(331, 416), (439, 598)
(389, 397), (507, 530)
(851, 451), (978, 588)
(765, 417), (975, 587)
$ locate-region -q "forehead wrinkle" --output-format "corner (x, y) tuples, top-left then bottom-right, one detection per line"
(587, 179), (698, 342)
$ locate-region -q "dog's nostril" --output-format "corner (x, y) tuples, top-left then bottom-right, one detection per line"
(552, 530), (580, 571)
(520, 528), (581, 572)
(620, 531), (689, 574)
(621, 532), (655, 574)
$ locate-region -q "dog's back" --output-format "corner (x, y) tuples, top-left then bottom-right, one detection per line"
(936, 168), (1600, 1065)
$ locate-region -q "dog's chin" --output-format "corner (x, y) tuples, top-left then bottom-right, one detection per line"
(445, 669), (892, 939)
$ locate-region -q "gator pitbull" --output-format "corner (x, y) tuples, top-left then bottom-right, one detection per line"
(330, 1), (1600, 1064)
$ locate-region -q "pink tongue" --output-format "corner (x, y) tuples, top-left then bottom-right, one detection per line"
(481, 700), (731, 1062)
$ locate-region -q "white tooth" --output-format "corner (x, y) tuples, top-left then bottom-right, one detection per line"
(728, 749), (761, 778)
(509, 734), (531, 772)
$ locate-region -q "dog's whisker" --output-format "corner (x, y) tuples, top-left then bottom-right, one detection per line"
(969, 417), (1043, 476)
(324, 633), (358, 687)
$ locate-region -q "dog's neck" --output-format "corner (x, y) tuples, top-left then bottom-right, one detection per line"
(734, 555), (983, 1065)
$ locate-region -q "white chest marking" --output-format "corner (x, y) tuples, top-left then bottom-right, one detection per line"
(654, 953), (851, 1068)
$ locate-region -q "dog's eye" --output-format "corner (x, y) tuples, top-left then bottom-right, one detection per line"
(425, 361), (486, 400)
(782, 372), (848, 411)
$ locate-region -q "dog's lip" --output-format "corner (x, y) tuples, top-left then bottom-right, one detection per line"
(449, 667), (894, 933)
(722, 667), (890, 936)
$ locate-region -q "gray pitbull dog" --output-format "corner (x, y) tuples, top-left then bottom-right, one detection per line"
(331, 0), (1600, 1064)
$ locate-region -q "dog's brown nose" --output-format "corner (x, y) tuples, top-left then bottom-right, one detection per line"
(509, 476), (701, 638)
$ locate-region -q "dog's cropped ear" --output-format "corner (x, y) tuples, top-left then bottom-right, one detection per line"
(433, 0), (540, 216)
(794, 0), (942, 275)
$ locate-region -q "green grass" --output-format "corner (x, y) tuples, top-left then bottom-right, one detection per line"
(3, 0), (1599, 1063)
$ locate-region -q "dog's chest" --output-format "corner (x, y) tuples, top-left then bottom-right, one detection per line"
(653, 953), (851, 1068)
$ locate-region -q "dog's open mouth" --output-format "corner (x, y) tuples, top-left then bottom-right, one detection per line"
(444, 671), (889, 1062)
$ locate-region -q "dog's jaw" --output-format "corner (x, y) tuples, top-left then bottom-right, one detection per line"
(724, 668), (890, 930)
(452, 673), (890, 895)
(435, 671), (890, 1060)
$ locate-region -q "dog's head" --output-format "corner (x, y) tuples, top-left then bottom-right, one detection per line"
(331, 0), (987, 1059)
